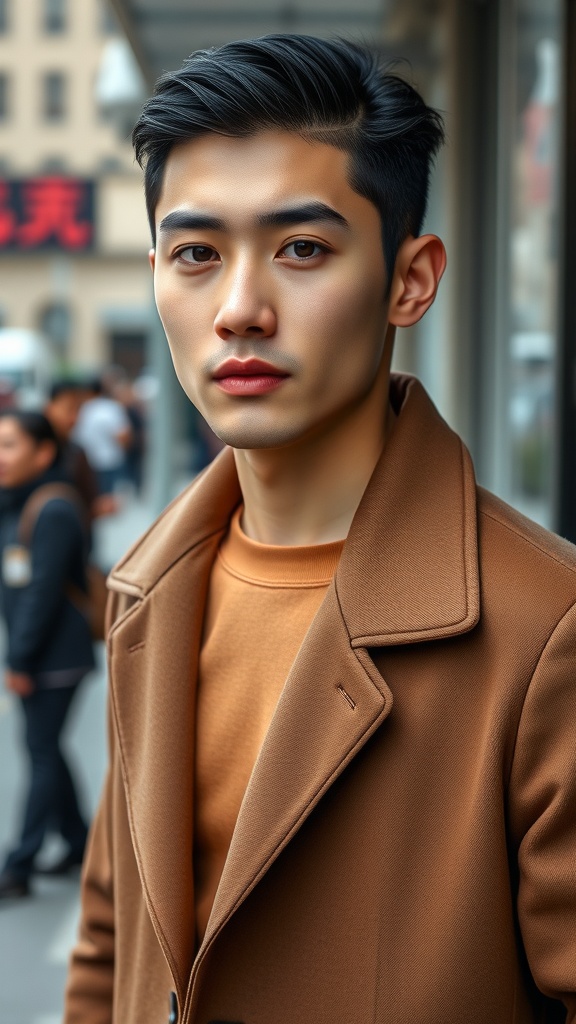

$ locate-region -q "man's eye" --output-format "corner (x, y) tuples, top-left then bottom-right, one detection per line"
(281, 240), (325, 260)
(177, 245), (219, 264)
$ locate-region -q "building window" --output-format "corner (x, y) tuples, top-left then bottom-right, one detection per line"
(0, 73), (8, 121)
(39, 302), (72, 353)
(43, 72), (66, 121)
(40, 156), (67, 173)
(98, 155), (123, 174)
(43, 0), (66, 34)
(0, 0), (8, 34)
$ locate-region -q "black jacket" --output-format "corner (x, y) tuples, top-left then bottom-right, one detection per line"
(0, 466), (95, 675)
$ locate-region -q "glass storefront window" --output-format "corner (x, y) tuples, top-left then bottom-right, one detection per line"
(507, 1), (562, 526)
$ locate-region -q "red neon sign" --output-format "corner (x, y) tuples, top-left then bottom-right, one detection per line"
(0, 177), (94, 251)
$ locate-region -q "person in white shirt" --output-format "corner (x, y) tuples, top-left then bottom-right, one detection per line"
(73, 379), (131, 496)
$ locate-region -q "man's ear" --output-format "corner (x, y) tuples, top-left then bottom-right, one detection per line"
(388, 235), (447, 328)
(148, 248), (155, 272)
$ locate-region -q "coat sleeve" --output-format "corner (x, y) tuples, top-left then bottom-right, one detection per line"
(7, 498), (83, 671)
(508, 598), (576, 1020)
(63, 589), (125, 1024)
(63, 698), (116, 1024)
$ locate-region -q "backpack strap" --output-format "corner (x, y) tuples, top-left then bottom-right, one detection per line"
(18, 483), (83, 547)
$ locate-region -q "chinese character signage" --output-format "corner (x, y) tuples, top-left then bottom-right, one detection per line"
(0, 178), (95, 251)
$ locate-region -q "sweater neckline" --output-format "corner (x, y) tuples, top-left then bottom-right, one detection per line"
(218, 506), (344, 587)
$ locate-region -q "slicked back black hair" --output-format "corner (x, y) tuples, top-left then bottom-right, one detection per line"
(132, 34), (445, 283)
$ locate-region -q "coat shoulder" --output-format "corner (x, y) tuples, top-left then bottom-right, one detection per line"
(106, 476), (206, 597)
(477, 486), (576, 612)
(478, 486), (576, 572)
(107, 448), (241, 601)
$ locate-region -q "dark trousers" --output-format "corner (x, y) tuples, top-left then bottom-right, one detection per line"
(4, 683), (89, 880)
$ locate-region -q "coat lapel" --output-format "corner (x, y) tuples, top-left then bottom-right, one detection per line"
(337, 374), (480, 646)
(199, 583), (392, 954)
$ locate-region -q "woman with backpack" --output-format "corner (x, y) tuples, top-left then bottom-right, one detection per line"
(0, 410), (95, 900)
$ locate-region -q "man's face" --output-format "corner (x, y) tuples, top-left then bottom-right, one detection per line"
(151, 130), (390, 450)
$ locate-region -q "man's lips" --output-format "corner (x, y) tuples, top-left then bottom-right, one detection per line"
(212, 358), (288, 380)
(212, 358), (290, 395)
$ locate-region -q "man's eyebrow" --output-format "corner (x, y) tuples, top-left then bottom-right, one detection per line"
(158, 202), (350, 235)
(257, 202), (350, 229)
(158, 210), (225, 234)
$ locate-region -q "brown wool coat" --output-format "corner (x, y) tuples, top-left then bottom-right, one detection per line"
(64, 376), (576, 1024)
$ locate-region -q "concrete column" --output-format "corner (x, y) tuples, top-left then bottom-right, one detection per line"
(146, 299), (178, 515)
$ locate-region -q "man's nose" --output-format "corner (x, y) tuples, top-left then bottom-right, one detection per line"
(213, 263), (277, 340)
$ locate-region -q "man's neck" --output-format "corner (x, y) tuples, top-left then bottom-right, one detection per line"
(233, 398), (395, 547)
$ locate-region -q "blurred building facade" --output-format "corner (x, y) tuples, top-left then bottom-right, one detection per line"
(0, 0), (151, 374)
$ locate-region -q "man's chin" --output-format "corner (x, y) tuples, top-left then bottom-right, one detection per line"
(207, 421), (303, 452)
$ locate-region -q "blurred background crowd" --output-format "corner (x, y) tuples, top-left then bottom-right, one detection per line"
(0, 0), (575, 1021)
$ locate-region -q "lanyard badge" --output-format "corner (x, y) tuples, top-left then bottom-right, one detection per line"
(2, 545), (32, 587)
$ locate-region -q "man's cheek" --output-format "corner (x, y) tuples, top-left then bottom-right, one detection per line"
(158, 305), (193, 354)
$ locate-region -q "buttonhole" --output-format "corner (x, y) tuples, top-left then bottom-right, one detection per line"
(128, 641), (146, 653)
(336, 684), (356, 710)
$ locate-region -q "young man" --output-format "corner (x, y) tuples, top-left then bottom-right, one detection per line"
(65, 35), (576, 1024)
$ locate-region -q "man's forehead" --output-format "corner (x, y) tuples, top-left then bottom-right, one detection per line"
(165, 128), (346, 171)
(156, 131), (370, 230)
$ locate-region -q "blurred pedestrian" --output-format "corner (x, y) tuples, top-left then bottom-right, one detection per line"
(44, 379), (100, 524)
(114, 380), (146, 495)
(73, 378), (132, 498)
(0, 410), (94, 901)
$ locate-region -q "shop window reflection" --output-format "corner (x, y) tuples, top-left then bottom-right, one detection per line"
(509, 15), (560, 526)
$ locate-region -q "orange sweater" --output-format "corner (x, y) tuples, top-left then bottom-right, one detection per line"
(194, 506), (343, 944)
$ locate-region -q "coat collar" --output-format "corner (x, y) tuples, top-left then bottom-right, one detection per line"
(338, 373), (480, 645)
(106, 375), (480, 999)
